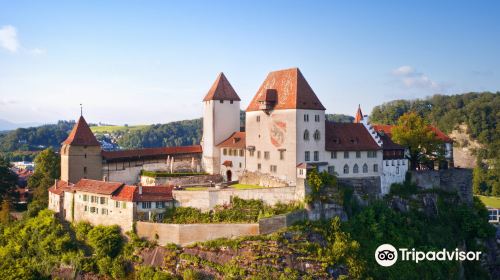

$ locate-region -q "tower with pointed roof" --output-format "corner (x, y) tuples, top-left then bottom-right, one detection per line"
(61, 116), (103, 183)
(245, 67), (326, 185)
(201, 72), (241, 175)
(354, 104), (364, 123)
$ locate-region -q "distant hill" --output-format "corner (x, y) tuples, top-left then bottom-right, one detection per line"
(0, 118), (43, 131)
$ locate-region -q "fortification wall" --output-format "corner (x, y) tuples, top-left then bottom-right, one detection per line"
(410, 169), (473, 203)
(239, 170), (290, 188)
(338, 176), (382, 197)
(172, 186), (299, 211)
(136, 222), (259, 246)
(140, 174), (223, 186)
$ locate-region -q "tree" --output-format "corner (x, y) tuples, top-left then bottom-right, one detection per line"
(391, 112), (444, 170)
(0, 199), (11, 224)
(28, 148), (60, 207)
(0, 156), (17, 201)
(87, 225), (123, 258)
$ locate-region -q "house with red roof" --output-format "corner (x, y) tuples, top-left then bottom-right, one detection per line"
(49, 179), (174, 231)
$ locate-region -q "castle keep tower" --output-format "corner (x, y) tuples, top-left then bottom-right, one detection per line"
(61, 116), (103, 183)
(202, 73), (241, 174)
(245, 68), (326, 185)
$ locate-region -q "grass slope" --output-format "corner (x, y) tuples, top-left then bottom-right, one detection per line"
(477, 195), (500, 208)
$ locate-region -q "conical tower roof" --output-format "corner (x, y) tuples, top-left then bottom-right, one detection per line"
(62, 116), (100, 146)
(203, 72), (240, 101)
(354, 104), (364, 123)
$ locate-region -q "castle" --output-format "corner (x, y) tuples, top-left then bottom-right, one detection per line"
(49, 67), (453, 231)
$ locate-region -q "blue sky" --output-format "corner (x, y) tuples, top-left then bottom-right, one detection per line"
(1, 0), (499, 125)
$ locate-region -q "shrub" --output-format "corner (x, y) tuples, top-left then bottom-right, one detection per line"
(87, 225), (123, 258)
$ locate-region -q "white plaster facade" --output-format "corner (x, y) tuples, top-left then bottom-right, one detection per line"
(220, 147), (246, 181)
(202, 99), (241, 175)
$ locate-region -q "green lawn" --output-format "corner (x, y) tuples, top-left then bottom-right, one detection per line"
(477, 195), (500, 208)
(231, 184), (265, 190)
(90, 125), (149, 133)
(184, 186), (209, 191)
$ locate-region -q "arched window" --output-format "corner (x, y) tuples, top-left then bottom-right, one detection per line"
(363, 163), (368, 173)
(304, 130), (310, 141)
(313, 130), (321, 140)
(343, 164), (349, 174)
(353, 164), (359, 173)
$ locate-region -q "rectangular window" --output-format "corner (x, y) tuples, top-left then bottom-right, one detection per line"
(305, 151), (310, 161)
(249, 150), (255, 157)
(270, 165), (277, 173)
(257, 151), (261, 159)
(156, 202), (165, 209)
(100, 197), (107, 205)
(264, 151), (270, 160)
(230, 100), (233, 104)
(257, 163), (261, 170)
(83, 194), (88, 202)
(84, 205), (88, 212)
(373, 164), (378, 172)
(115, 201), (120, 208)
(223, 149), (227, 156)
(367, 151), (377, 158)
(314, 151), (319, 161)
(122, 202), (127, 209)
(90, 207), (96, 213)
(331, 151), (337, 159)
(328, 166), (335, 174)
(402, 160), (406, 165)
(228, 149), (232, 156)
(386, 160), (389, 166)
(257, 116), (260, 122)
(142, 202), (152, 209)
(279, 150), (285, 160)
(239, 150), (244, 157)
(83, 166), (87, 174)
(356, 151), (361, 158)
(239, 162), (242, 168)
(102, 208), (108, 215)
(344, 151), (349, 159)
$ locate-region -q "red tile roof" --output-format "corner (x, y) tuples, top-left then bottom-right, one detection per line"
(62, 116), (100, 146)
(111, 185), (136, 201)
(72, 179), (124, 195)
(102, 145), (202, 161)
(203, 72), (241, 101)
(325, 122), (380, 151)
(354, 105), (364, 123)
(372, 125), (452, 143)
(222, 160), (232, 167)
(112, 185), (173, 202)
(216, 132), (246, 149)
(246, 68), (326, 112)
(48, 180), (72, 195)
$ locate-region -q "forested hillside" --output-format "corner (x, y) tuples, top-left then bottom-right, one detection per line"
(370, 92), (499, 196)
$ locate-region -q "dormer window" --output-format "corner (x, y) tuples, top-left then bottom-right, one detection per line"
(258, 89), (277, 111)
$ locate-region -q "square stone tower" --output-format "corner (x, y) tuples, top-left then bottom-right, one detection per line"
(60, 116), (103, 183)
(201, 73), (241, 175)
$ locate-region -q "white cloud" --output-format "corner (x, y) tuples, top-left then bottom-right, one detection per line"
(28, 48), (46, 56)
(392, 65), (440, 90)
(0, 25), (19, 52)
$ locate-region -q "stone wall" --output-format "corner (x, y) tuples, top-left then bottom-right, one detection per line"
(258, 210), (308, 234)
(338, 176), (382, 197)
(239, 170), (290, 188)
(140, 174), (223, 186)
(136, 222), (259, 246)
(410, 169), (473, 203)
(104, 158), (202, 185)
(172, 186), (299, 211)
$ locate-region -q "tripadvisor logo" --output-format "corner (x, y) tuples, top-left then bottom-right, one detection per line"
(375, 244), (482, 267)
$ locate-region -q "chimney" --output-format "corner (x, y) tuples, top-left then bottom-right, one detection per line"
(139, 186), (142, 195)
(54, 179), (58, 189)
